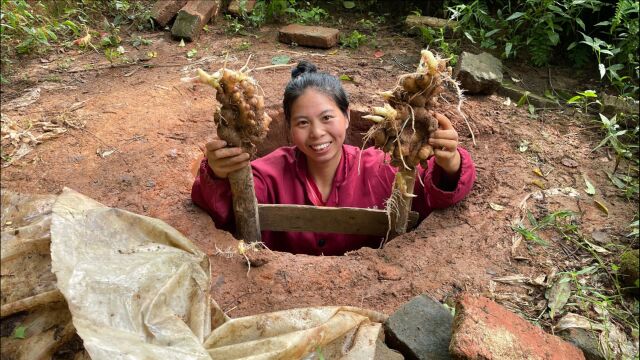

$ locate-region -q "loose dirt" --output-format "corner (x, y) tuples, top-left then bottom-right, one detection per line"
(1, 25), (636, 322)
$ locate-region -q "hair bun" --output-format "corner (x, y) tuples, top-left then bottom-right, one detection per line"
(291, 60), (317, 79)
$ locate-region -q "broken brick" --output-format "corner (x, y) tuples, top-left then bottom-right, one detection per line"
(278, 24), (339, 49)
(151, 0), (188, 27)
(171, 0), (221, 41)
(450, 294), (586, 360)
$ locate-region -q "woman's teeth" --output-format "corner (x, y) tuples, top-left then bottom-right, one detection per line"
(310, 143), (330, 151)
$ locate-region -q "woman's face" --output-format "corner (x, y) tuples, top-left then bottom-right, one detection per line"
(289, 88), (349, 167)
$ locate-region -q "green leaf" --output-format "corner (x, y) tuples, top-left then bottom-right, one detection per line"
(598, 63), (605, 78)
(567, 95), (581, 104)
(13, 325), (26, 339)
(528, 104), (535, 115)
(464, 32), (475, 43)
(583, 175), (596, 195)
(576, 18), (585, 30)
(548, 32), (560, 46)
(506, 12), (525, 21)
(546, 279), (571, 320)
(342, 1), (355, 9)
(271, 55), (290, 65)
(186, 49), (197, 58)
(517, 91), (530, 106)
(505, 42), (513, 57)
(605, 171), (625, 189)
(339, 74), (352, 81)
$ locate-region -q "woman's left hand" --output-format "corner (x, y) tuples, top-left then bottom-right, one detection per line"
(428, 113), (461, 176)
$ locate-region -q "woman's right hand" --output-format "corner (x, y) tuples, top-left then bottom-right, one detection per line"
(203, 136), (250, 178)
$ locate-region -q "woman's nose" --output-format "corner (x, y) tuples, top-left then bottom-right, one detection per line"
(309, 122), (325, 138)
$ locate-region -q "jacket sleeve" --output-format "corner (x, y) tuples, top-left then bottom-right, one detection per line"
(421, 147), (476, 210)
(191, 158), (235, 232)
(191, 158), (272, 232)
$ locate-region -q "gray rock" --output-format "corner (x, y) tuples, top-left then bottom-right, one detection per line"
(560, 328), (604, 360)
(601, 93), (639, 117)
(455, 52), (503, 95)
(384, 294), (452, 360)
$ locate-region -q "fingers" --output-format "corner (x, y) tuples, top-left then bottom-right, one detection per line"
(434, 113), (453, 130)
(431, 129), (458, 141)
(205, 139), (227, 152)
(429, 138), (457, 152)
(433, 148), (456, 160)
(208, 152), (250, 178)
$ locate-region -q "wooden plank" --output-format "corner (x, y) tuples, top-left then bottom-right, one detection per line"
(258, 204), (419, 236)
(228, 166), (261, 243)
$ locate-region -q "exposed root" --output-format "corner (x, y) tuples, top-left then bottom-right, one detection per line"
(214, 240), (271, 277)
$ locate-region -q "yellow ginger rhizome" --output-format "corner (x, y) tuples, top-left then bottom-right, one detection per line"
(195, 64), (271, 154)
(364, 49), (462, 237)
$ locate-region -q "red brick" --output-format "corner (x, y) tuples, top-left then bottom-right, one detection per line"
(278, 24), (339, 49)
(151, 0), (188, 27)
(227, 0), (256, 15)
(450, 294), (585, 360)
(171, 0), (221, 41)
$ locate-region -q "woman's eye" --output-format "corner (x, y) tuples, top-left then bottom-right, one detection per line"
(323, 115), (333, 121)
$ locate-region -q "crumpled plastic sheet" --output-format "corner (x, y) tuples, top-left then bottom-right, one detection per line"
(1, 190), (79, 359)
(50, 188), (397, 359)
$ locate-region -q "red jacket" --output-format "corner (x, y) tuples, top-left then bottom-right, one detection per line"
(192, 145), (476, 255)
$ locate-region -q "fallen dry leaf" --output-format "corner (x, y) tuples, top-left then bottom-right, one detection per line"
(594, 200), (609, 215)
(489, 202), (505, 211)
(531, 179), (545, 189)
(561, 156), (579, 168)
(546, 278), (571, 319)
(555, 313), (604, 332)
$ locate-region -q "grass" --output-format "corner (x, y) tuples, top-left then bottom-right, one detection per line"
(512, 206), (639, 358)
(1, 0), (153, 79)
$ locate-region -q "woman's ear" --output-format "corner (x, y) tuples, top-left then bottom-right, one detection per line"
(345, 108), (350, 129)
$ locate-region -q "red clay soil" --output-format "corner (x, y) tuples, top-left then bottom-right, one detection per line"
(1, 25), (636, 320)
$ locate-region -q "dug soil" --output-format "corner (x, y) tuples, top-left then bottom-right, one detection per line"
(1, 25), (636, 322)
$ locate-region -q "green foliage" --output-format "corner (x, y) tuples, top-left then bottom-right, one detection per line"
(418, 26), (458, 66)
(1, 0), (153, 73)
(447, 0), (639, 98)
(339, 30), (367, 49)
(228, 0), (327, 32)
(566, 90), (602, 113)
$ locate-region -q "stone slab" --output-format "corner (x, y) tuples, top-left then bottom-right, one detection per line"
(450, 294), (586, 360)
(151, 0), (188, 27)
(171, 0), (221, 41)
(278, 24), (339, 49)
(384, 294), (453, 360)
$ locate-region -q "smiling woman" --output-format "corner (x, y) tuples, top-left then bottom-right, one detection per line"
(191, 61), (477, 256)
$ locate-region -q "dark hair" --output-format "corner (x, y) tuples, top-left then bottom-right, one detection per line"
(283, 60), (349, 126)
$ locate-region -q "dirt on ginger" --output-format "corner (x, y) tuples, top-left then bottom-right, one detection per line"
(364, 49), (458, 171)
(194, 65), (271, 154)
